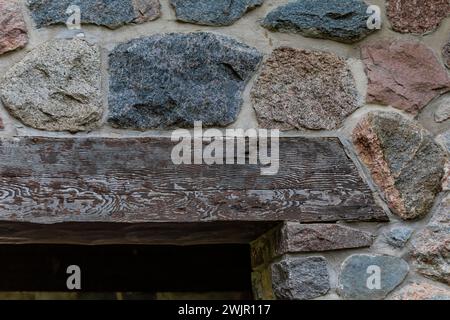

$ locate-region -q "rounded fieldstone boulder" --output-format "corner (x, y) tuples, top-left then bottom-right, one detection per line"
(108, 32), (262, 129)
(251, 47), (360, 131)
(261, 0), (377, 43)
(170, 0), (263, 26)
(339, 254), (409, 300)
(0, 38), (103, 132)
(27, 0), (161, 29)
(353, 112), (447, 220)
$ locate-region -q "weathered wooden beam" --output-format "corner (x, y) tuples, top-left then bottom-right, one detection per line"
(0, 221), (279, 245)
(0, 136), (387, 225)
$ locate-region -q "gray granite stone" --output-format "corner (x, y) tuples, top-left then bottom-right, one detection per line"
(339, 254), (409, 300)
(27, 0), (161, 29)
(261, 0), (376, 43)
(108, 32), (262, 129)
(384, 227), (413, 248)
(271, 256), (330, 300)
(170, 0), (263, 26)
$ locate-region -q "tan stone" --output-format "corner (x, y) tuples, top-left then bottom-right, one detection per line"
(251, 47), (360, 131)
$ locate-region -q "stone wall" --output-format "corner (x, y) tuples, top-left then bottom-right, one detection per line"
(0, 0), (449, 300)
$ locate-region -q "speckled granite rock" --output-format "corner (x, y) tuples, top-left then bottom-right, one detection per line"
(251, 47), (360, 131)
(108, 32), (262, 129)
(271, 256), (330, 300)
(339, 254), (409, 300)
(170, 0), (263, 26)
(361, 40), (450, 114)
(412, 194), (450, 285)
(261, 0), (376, 43)
(390, 282), (450, 300)
(0, 0), (28, 55)
(27, 0), (161, 29)
(387, 0), (450, 34)
(353, 112), (446, 220)
(384, 227), (413, 248)
(0, 39), (103, 132)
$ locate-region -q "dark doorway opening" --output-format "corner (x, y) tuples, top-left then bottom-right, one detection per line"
(0, 244), (253, 299)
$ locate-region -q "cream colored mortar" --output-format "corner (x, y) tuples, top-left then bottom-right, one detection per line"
(0, 0), (449, 300)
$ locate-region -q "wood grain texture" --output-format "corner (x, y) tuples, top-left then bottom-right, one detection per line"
(0, 221), (279, 245)
(0, 136), (387, 225)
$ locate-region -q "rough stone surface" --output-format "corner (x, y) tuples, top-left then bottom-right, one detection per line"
(384, 227), (413, 248)
(251, 223), (373, 267)
(438, 130), (450, 152)
(108, 32), (262, 129)
(390, 282), (450, 300)
(361, 40), (450, 114)
(271, 256), (330, 300)
(412, 194), (450, 285)
(387, 0), (450, 34)
(443, 162), (450, 191)
(261, 0), (375, 43)
(0, 39), (103, 132)
(437, 130), (450, 191)
(433, 95), (450, 123)
(170, 0), (263, 26)
(444, 40), (450, 69)
(27, 0), (161, 29)
(0, 0), (28, 55)
(339, 254), (409, 300)
(251, 47), (360, 131)
(353, 112), (447, 220)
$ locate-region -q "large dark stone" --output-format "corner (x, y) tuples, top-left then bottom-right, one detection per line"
(108, 32), (262, 129)
(271, 256), (330, 300)
(27, 0), (161, 29)
(353, 112), (447, 220)
(170, 0), (263, 26)
(261, 0), (376, 43)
